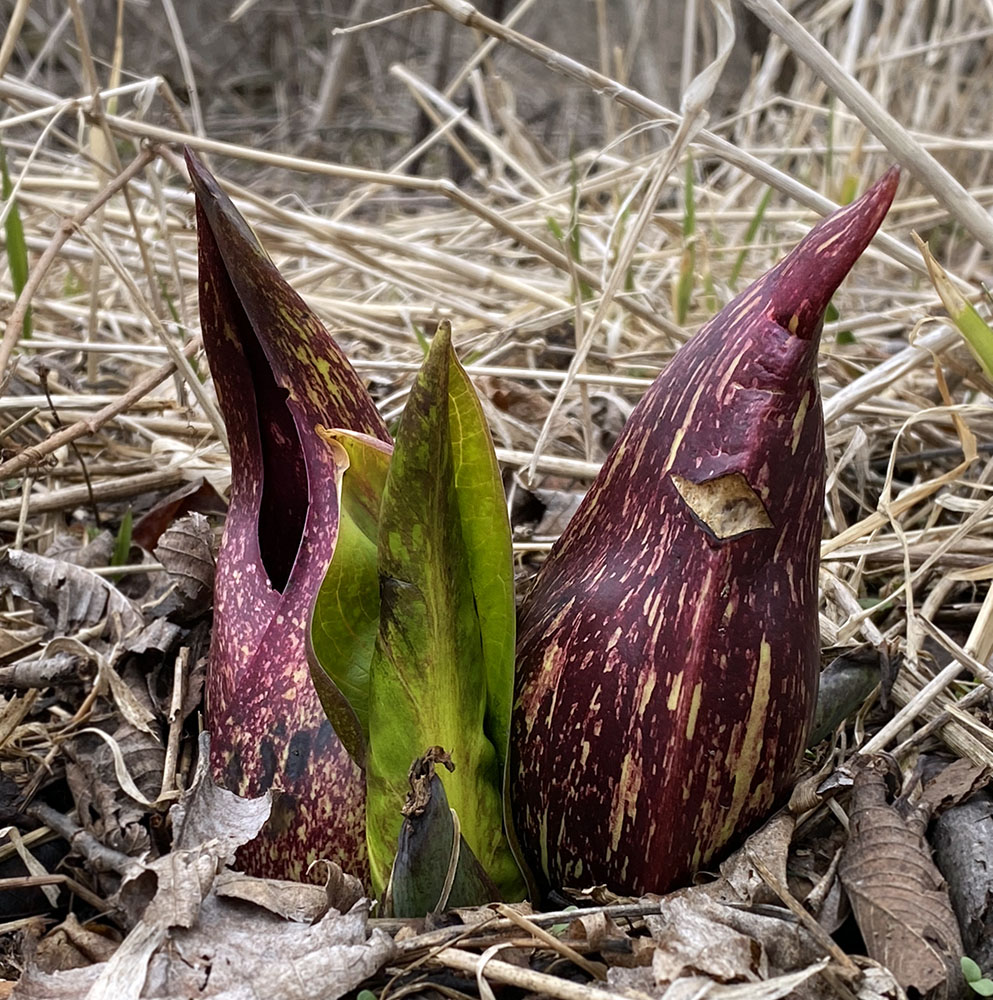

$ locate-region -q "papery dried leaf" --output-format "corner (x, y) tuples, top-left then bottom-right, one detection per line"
(839, 758), (964, 1000)
(213, 871), (329, 922)
(153, 512), (215, 606)
(0, 550), (143, 639)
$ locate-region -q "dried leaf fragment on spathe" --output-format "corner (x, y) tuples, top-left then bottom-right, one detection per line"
(839, 756), (964, 1000)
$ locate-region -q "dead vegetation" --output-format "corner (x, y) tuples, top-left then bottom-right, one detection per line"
(2, 0), (993, 997)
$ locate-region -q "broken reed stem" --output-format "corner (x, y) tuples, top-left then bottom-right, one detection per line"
(492, 903), (606, 980)
(431, 947), (622, 1000)
(859, 614), (993, 757)
(0, 338), (200, 480)
(0, 872), (107, 912)
(159, 647), (187, 800)
(0, 145), (157, 387)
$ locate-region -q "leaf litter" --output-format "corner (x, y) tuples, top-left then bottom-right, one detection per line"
(2, 0), (993, 997)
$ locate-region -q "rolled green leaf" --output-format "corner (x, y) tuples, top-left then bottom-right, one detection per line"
(363, 321), (523, 901)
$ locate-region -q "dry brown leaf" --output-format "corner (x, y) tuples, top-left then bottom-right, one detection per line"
(64, 722), (163, 855)
(169, 734), (271, 855)
(12, 901), (394, 1000)
(622, 814), (821, 993)
(213, 870), (330, 922)
(152, 513), (215, 607)
(12, 746), (390, 999)
(132, 479), (226, 552)
(32, 914), (119, 973)
(0, 550), (143, 639)
(839, 758), (964, 1000)
(920, 757), (990, 814)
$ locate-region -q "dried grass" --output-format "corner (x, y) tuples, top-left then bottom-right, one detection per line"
(2, 0), (993, 990)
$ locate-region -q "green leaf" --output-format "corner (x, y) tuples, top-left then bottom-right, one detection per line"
(108, 509), (133, 583)
(964, 958), (984, 983)
(675, 154), (696, 324)
(1, 141), (31, 338)
(308, 428), (393, 765)
(916, 233), (993, 379)
(364, 320), (523, 902)
(447, 347), (516, 778)
(730, 185), (773, 290)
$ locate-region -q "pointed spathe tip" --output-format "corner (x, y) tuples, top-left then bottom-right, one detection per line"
(767, 166), (900, 338)
(184, 145), (218, 203)
(184, 147), (268, 262)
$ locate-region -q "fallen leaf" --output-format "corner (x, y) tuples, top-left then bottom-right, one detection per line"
(839, 757), (964, 1000)
(0, 550), (143, 639)
(213, 870), (329, 922)
(167, 734), (272, 858)
(920, 757), (990, 814)
(152, 513), (215, 609)
(132, 478), (226, 552)
(12, 748), (391, 1000)
(142, 897), (394, 1000)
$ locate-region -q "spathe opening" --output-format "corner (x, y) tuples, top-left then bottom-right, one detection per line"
(240, 316), (307, 594)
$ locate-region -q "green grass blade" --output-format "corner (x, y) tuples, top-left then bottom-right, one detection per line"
(730, 185), (773, 290)
(0, 142), (31, 338)
(916, 233), (993, 378)
(675, 154), (696, 324)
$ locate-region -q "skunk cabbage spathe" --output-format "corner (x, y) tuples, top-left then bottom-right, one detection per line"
(510, 169), (900, 897)
(187, 150), (389, 880)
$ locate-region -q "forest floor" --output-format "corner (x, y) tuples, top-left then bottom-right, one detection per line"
(1, 1), (993, 998)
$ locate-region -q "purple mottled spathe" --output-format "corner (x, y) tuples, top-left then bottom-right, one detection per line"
(187, 150), (389, 881)
(510, 169), (899, 897)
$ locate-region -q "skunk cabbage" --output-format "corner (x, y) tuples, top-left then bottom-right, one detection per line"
(510, 169), (900, 896)
(187, 150), (389, 880)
